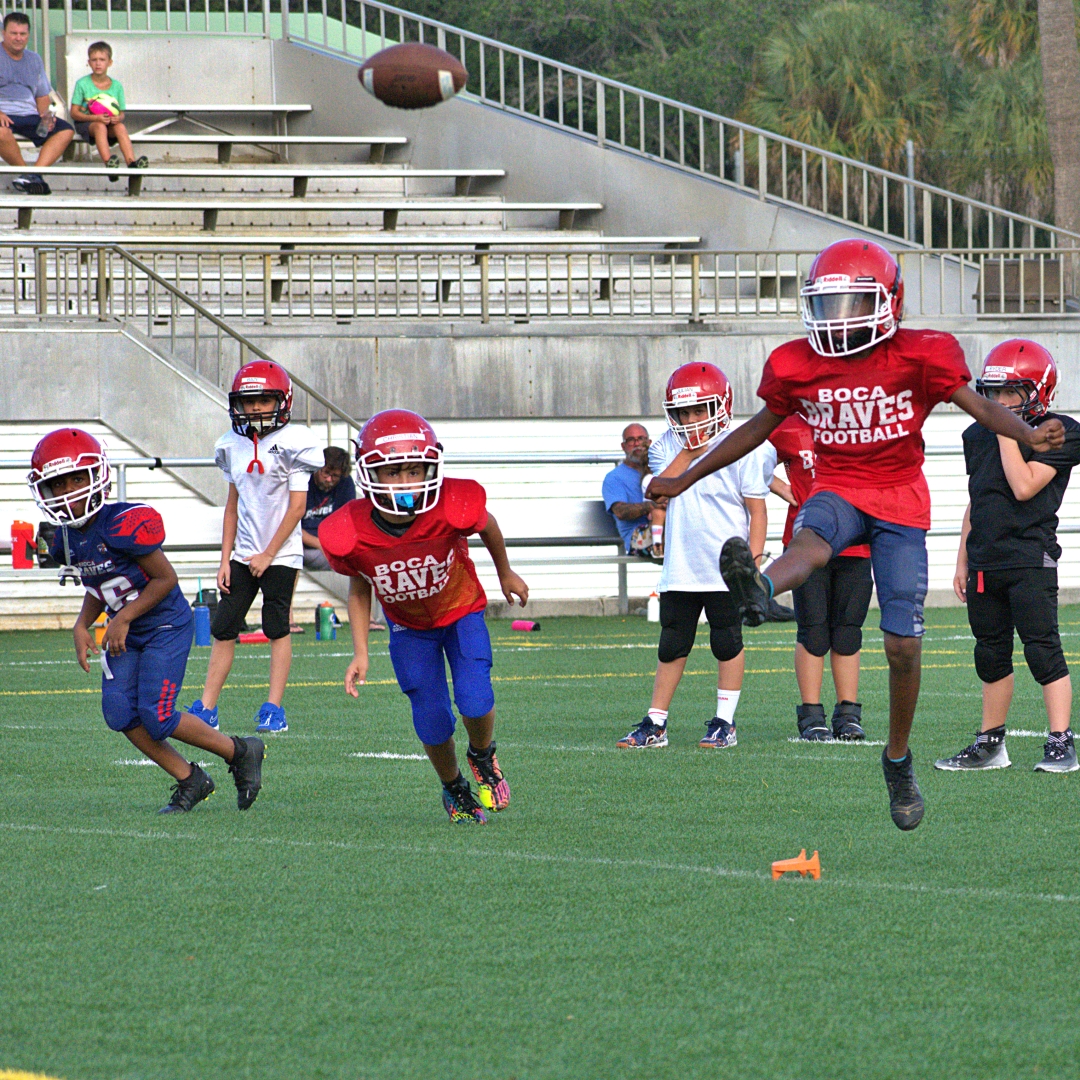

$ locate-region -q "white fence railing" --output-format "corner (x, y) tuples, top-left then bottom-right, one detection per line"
(5, 243), (1078, 324)
(3, 0), (1064, 251)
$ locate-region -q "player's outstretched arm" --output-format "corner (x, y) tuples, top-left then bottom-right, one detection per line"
(345, 575), (372, 696)
(101, 549), (179, 657)
(479, 513), (529, 607)
(646, 408), (785, 500)
(73, 590), (106, 673)
(952, 384), (1065, 451)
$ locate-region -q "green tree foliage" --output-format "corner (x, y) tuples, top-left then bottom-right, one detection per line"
(406, 0), (812, 117)
(738, 1), (946, 175)
(410, 0), (1067, 219)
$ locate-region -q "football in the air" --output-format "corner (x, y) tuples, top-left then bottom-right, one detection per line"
(358, 42), (467, 110)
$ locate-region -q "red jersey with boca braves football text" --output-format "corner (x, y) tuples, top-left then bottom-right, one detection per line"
(758, 328), (971, 529)
(768, 415), (870, 557)
(319, 477), (489, 630)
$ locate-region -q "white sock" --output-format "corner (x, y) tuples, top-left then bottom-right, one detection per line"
(647, 708), (668, 727)
(717, 689), (741, 723)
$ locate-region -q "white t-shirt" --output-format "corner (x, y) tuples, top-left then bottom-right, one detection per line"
(214, 423), (323, 569)
(649, 427), (773, 592)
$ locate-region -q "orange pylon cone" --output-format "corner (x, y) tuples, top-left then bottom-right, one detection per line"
(771, 849), (821, 880)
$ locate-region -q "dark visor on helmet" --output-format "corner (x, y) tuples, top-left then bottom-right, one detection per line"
(807, 291), (878, 322)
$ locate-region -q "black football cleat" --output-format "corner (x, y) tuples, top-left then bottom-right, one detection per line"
(719, 537), (772, 627)
(228, 736), (265, 810)
(796, 703), (831, 742)
(881, 750), (924, 831)
(832, 700), (866, 741)
(159, 763), (215, 814)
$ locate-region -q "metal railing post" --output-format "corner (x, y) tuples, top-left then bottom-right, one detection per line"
(97, 247), (108, 320)
(281, 0), (290, 41)
(923, 189), (932, 249)
(757, 134), (767, 198)
(35, 249), (47, 315)
(263, 253), (273, 324)
(595, 81), (605, 147)
(115, 463), (127, 502)
(690, 252), (700, 323)
(617, 556), (628, 616)
(480, 253), (490, 323)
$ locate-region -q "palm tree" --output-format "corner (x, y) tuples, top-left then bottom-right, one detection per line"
(1037, 0), (1080, 236)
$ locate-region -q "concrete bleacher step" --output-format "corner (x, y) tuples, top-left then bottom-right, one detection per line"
(1, 196), (602, 233)
(0, 421), (338, 630)
(0, 165), (507, 199)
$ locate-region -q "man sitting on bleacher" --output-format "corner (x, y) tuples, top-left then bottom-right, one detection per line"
(0, 11), (73, 195)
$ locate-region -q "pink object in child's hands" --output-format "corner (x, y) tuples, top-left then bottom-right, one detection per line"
(511, 619), (540, 632)
(88, 97), (118, 117)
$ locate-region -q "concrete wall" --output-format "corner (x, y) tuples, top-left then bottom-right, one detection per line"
(218, 316), (1080, 420)
(0, 323), (228, 503)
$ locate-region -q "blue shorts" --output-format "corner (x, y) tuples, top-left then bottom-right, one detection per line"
(6, 115), (74, 147)
(386, 610), (496, 746)
(101, 619), (193, 740)
(793, 490), (927, 638)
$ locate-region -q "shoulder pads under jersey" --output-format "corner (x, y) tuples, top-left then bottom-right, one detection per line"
(319, 503), (362, 560)
(442, 478), (487, 531)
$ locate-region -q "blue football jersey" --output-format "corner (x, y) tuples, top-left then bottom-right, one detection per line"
(50, 502), (191, 634)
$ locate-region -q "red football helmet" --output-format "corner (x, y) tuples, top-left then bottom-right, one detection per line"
(354, 409), (443, 516)
(976, 339), (1057, 422)
(229, 359), (293, 437)
(28, 428), (111, 528)
(664, 362), (733, 448)
(801, 239), (904, 357)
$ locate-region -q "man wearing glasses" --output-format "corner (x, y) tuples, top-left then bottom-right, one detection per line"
(603, 423), (657, 557)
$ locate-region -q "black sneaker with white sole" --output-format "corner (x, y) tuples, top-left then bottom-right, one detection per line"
(796, 703), (830, 742)
(1034, 729), (1079, 773)
(881, 749), (924, 831)
(159, 763), (215, 814)
(934, 726), (1010, 771)
(12, 174), (50, 195)
(228, 736), (265, 809)
(719, 537), (772, 627)
(832, 700), (866, 741)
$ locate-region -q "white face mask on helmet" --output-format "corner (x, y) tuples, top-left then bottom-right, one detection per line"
(28, 441), (111, 528)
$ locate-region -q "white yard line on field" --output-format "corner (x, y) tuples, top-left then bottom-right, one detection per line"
(4, 821), (1079, 906)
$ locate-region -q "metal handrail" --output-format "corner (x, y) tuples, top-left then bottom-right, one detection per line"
(49, 0), (1076, 250)
(108, 245), (363, 431)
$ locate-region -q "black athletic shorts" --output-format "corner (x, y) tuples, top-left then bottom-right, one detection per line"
(792, 554), (874, 657)
(966, 565), (1067, 686)
(211, 559), (298, 641)
(5, 115), (74, 147)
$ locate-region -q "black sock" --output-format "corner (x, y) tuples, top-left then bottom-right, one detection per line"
(231, 735), (248, 762)
(442, 772), (468, 792)
(468, 741), (494, 759)
(977, 725), (1006, 744)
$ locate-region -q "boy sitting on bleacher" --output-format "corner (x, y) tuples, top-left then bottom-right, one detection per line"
(69, 41), (146, 178)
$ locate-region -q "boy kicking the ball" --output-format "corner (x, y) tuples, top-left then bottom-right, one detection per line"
(320, 409), (529, 823)
(648, 240), (1064, 830)
(28, 428), (264, 814)
(936, 340), (1080, 774)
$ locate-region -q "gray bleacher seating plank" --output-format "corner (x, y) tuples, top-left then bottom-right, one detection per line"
(128, 134), (408, 164)
(0, 165), (505, 198)
(127, 104), (314, 113)
(1, 198), (602, 231)
(8, 231), (701, 245)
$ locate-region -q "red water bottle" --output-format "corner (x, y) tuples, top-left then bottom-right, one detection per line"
(11, 520), (35, 568)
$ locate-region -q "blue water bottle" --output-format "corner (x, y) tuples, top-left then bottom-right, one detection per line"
(193, 604), (211, 646)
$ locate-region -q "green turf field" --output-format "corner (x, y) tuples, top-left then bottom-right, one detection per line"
(2, 610), (1079, 1080)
